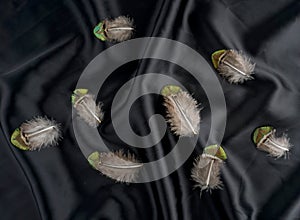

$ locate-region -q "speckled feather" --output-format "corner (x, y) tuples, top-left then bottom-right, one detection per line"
(164, 91), (200, 136)
(191, 154), (223, 191)
(105, 16), (134, 42)
(95, 150), (143, 183)
(258, 132), (291, 158)
(73, 94), (104, 128)
(20, 116), (61, 150)
(218, 50), (255, 84)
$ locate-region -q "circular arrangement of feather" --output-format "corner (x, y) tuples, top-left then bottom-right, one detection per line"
(9, 14), (294, 197)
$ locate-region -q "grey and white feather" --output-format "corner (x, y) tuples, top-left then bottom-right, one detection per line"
(191, 154), (223, 192)
(73, 94), (104, 128)
(257, 130), (291, 158)
(218, 50), (255, 84)
(95, 150), (143, 183)
(20, 116), (61, 150)
(164, 91), (201, 136)
(105, 16), (134, 42)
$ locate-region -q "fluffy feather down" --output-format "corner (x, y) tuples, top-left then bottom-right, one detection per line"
(218, 50), (255, 84)
(105, 16), (134, 42)
(164, 91), (200, 136)
(20, 116), (61, 150)
(95, 150), (143, 183)
(191, 154), (223, 191)
(258, 131), (291, 158)
(73, 94), (104, 128)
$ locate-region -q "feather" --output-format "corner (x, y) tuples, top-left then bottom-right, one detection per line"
(94, 16), (134, 42)
(212, 49), (255, 84)
(191, 154), (223, 191)
(253, 126), (291, 158)
(11, 116), (61, 151)
(161, 85), (201, 137)
(191, 145), (227, 192)
(72, 89), (104, 128)
(88, 150), (143, 183)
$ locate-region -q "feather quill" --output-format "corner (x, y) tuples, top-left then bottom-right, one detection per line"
(72, 89), (104, 128)
(11, 116), (61, 151)
(161, 85), (201, 136)
(191, 145), (227, 192)
(94, 16), (134, 42)
(88, 150), (143, 183)
(212, 49), (255, 84)
(253, 126), (291, 158)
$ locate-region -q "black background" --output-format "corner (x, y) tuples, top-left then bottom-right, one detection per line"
(0, 0), (300, 219)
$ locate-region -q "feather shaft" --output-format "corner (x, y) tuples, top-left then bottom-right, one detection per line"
(266, 138), (289, 151)
(169, 95), (197, 135)
(24, 126), (56, 138)
(99, 161), (143, 169)
(223, 60), (247, 76)
(206, 160), (214, 187)
(223, 60), (254, 79)
(107, 27), (134, 31)
(75, 96), (102, 124)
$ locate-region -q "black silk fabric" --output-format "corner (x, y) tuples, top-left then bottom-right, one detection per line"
(1, 0), (300, 219)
